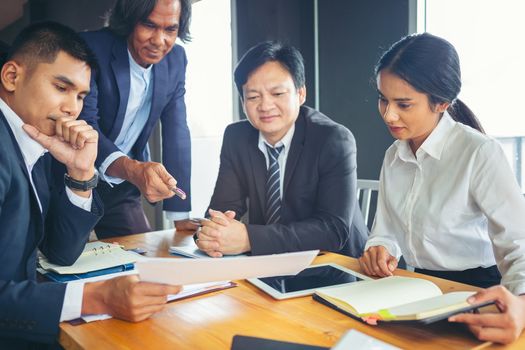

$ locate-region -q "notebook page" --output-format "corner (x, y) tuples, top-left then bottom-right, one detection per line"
(318, 276), (442, 314)
(386, 291), (475, 319)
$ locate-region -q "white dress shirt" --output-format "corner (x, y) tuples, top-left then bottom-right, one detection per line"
(99, 50), (188, 221)
(0, 97), (90, 321)
(258, 124), (295, 199)
(366, 112), (525, 295)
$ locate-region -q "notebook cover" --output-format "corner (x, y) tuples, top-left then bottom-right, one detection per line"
(42, 263), (135, 283)
(312, 293), (493, 325)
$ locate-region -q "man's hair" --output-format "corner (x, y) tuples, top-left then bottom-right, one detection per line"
(107, 0), (192, 42)
(6, 21), (97, 73)
(234, 41), (305, 99)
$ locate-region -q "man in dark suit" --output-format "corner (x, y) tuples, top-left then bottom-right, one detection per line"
(79, 0), (197, 238)
(196, 41), (367, 257)
(0, 22), (180, 348)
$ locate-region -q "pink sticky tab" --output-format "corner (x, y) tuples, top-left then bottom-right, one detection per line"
(361, 316), (379, 325)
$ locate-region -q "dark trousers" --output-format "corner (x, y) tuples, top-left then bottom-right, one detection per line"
(94, 181), (151, 239)
(415, 265), (501, 289)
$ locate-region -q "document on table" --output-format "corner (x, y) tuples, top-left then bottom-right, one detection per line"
(136, 250), (319, 285)
(332, 329), (401, 350)
(65, 271), (235, 324)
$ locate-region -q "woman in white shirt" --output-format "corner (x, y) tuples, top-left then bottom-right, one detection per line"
(359, 33), (525, 343)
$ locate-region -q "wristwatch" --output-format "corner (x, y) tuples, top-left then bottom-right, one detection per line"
(64, 173), (99, 191)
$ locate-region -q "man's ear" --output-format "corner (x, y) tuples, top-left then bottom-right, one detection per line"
(1, 61), (22, 92)
(298, 86), (306, 105)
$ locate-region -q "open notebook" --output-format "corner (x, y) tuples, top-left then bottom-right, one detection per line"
(39, 242), (142, 274)
(313, 276), (492, 324)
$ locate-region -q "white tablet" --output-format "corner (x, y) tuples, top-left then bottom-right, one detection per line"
(247, 263), (371, 300)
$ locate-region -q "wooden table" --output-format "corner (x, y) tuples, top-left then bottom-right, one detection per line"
(59, 229), (524, 349)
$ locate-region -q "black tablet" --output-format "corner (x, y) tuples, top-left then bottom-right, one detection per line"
(247, 263), (371, 299)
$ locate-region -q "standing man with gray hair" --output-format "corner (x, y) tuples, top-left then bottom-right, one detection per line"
(79, 0), (198, 238)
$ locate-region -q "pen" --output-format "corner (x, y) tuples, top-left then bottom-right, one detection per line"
(171, 187), (187, 200)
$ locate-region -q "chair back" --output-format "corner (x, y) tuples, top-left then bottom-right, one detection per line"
(356, 179), (379, 227)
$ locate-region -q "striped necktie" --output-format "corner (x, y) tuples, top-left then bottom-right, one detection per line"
(265, 144), (284, 224)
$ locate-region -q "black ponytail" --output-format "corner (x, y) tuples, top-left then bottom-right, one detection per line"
(376, 33), (485, 134)
(447, 99), (484, 133)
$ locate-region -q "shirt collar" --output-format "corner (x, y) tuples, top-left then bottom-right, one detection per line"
(258, 123), (296, 155)
(391, 112), (456, 165)
(0, 97), (46, 168)
(127, 49), (153, 79)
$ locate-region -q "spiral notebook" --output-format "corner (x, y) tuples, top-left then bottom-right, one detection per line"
(39, 242), (142, 274)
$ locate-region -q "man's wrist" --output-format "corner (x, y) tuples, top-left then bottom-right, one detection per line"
(82, 281), (108, 315)
(241, 223), (251, 252)
(67, 168), (95, 182)
(107, 156), (139, 182)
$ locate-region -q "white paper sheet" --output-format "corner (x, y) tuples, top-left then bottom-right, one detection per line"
(136, 250), (319, 285)
(332, 329), (401, 350)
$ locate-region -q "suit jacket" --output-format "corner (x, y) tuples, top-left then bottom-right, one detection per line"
(79, 29), (191, 212)
(208, 106), (368, 257)
(0, 112), (102, 348)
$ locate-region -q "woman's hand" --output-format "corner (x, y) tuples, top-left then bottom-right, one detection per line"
(358, 245), (398, 277)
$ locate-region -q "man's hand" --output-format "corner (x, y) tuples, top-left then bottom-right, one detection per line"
(82, 275), (181, 322)
(108, 157), (177, 203)
(23, 117), (98, 198)
(358, 245), (398, 277)
(449, 285), (525, 344)
(196, 209), (249, 257)
(23, 117), (98, 179)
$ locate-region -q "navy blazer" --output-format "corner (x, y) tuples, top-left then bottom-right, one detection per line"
(208, 106), (368, 257)
(0, 112), (102, 348)
(79, 29), (191, 212)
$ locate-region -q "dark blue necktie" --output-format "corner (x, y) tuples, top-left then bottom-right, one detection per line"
(265, 145), (284, 224)
(31, 154), (48, 212)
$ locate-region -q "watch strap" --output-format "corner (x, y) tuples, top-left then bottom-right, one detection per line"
(64, 173), (99, 191)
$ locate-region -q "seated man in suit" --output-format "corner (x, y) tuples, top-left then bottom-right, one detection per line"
(0, 22), (180, 348)
(196, 41), (367, 257)
(79, 0), (197, 238)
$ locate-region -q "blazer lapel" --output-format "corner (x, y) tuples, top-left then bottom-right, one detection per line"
(150, 58), (168, 126)
(283, 112), (306, 196)
(0, 112), (44, 230)
(108, 38), (131, 141)
(247, 128), (267, 213)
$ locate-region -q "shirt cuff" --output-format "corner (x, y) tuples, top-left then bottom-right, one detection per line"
(59, 282), (84, 322)
(164, 211), (190, 221)
(65, 186), (93, 211)
(99, 151), (127, 185)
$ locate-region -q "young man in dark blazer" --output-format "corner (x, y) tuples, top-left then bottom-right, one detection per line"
(0, 22), (180, 348)
(79, 0), (197, 238)
(196, 41), (368, 258)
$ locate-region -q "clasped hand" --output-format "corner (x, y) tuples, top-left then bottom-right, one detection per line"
(195, 209), (250, 257)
